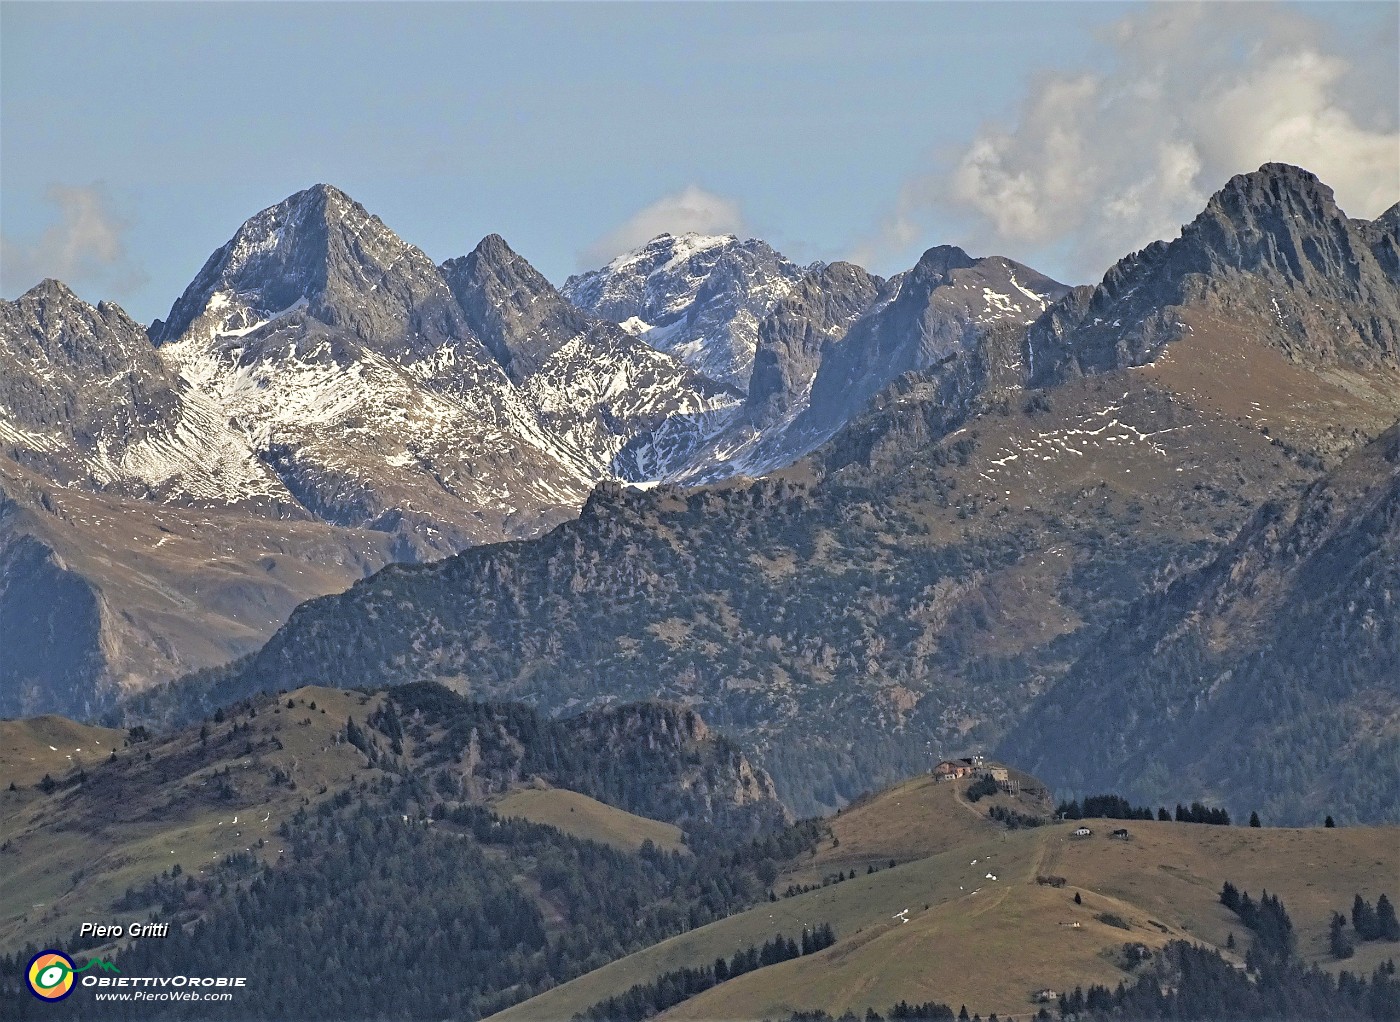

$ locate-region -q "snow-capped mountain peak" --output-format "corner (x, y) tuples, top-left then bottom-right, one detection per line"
(563, 232), (804, 390)
(149, 184), (471, 360)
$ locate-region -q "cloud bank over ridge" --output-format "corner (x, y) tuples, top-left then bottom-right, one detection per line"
(856, 3), (1400, 282)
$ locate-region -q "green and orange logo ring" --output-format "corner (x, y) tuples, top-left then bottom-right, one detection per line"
(27, 950), (77, 1001)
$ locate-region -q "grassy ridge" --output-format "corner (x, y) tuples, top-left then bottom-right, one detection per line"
(490, 786), (686, 854)
(0, 686), (385, 953)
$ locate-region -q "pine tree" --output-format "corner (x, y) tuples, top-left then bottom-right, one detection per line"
(1376, 894), (1400, 941)
(1220, 881), (1241, 912)
(1354, 894), (1379, 940)
(1249, 811), (1261, 827)
(1325, 815), (1335, 827)
(1331, 912), (1355, 959)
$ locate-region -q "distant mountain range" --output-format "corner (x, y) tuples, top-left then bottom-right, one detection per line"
(107, 164), (1400, 822)
(3, 163), (1398, 827)
(1, 186), (1063, 716)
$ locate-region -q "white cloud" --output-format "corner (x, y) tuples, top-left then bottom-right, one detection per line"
(579, 185), (747, 268)
(857, 3), (1399, 282)
(1, 184), (146, 298)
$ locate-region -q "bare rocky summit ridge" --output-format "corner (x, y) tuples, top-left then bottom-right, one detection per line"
(795, 245), (1069, 440)
(1029, 164), (1400, 383)
(149, 183), (473, 358)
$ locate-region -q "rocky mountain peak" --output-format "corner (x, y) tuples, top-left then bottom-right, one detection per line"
(1185, 162), (1358, 283)
(441, 234), (590, 380)
(2, 283), (177, 442)
(149, 183), (470, 355)
(908, 244), (979, 284)
(563, 232), (804, 390)
(1028, 162), (1400, 382)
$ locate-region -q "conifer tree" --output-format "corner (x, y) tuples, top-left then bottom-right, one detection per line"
(1376, 894), (1400, 941)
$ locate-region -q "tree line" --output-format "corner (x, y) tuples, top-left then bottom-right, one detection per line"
(1055, 793), (1231, 825)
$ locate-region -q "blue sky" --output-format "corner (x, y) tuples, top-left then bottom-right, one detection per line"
(3, 2), (1396, 324)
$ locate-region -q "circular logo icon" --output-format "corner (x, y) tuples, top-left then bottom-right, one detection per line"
(27, 950), (76, 1001)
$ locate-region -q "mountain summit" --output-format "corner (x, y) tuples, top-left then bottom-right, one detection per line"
(150, 184), (471, 356)
(563, 233), (805, 389)
(1029, 162), (1400, 382)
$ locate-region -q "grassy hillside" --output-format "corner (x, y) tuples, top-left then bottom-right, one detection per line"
(491, 785), (686, 854)
(495, 775), (1400, 1021)
(0, 683), (780, 958)
(0, 715), (126, 787)
(780, 770), (1051, 887)
(0, 686), (382, 954)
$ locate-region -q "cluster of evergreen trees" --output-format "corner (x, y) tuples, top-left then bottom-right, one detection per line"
(1220, 881), (1296, 965)
(1053, 794), (1232, 825)
(1333, 894), (1400, 958)
(575, 925), (836, 1021)
(0, 771), (825, 1020)
(1058, 940), (1400, 1020)
(1055, 794), (1156, 820)
(987, 804), (1044, 829)
(787, 1002), (956, 1022)
(964, 776), (1000, 802)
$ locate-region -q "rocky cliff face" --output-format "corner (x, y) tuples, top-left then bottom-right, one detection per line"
(372, 684), (789, 832)
(797, 246), (1068, 440)
(745, 261), (888, 426)
(1028, 164), (1400, 382)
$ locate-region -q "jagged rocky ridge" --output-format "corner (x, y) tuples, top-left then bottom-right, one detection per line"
(1027, 164), (1400, 383)
(563, 233), (805, 391)
(567, 239), (1068, 481)
(0, 281), (289, 508)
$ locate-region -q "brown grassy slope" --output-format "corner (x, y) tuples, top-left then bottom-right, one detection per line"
(0, 716), (126, 788)
(779, 772), (1048, 887)
(494, 768), (1399, 1022)
(664, 820), (1400, 1021)
(0, 686), (384, 954)
(490, 785), (687, 854)
(492, 827), (1050, 1022)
